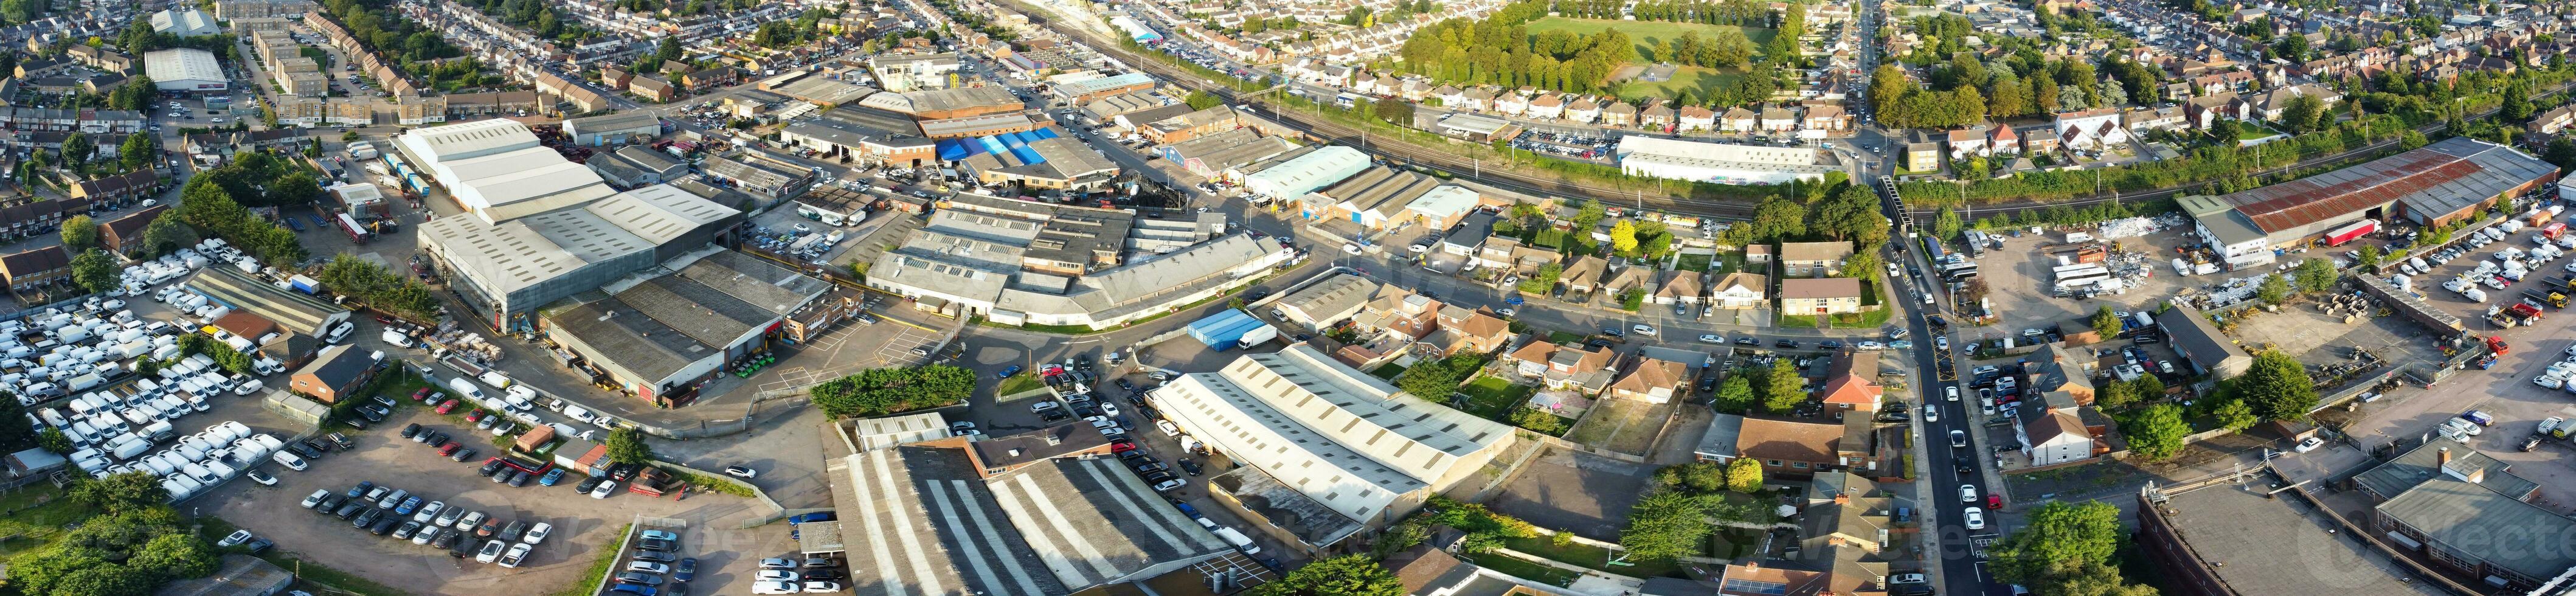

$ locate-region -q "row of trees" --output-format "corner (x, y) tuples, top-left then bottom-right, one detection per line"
(809, 364), (975, 418)
(314, 253), (443, 321)
(460, 0), (598, 43)
(178, 165), (311, 268)
(1397, 2), (1639, 98)
(1898, 113), (2414, 205)
(1549, 0), (1774, 27)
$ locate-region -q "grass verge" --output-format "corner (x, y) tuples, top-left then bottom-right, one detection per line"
(1502, 536), (1685, 578)
(657, 464), (758, 498)
(995, 373), (1045, 397)
(553, 523), (632, 596)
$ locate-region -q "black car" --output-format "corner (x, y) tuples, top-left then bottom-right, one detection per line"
(401, 423), (422, 438)
(334, 502), (366, 519)
(447, 533), (474, 558)
(500, 520), (528, 542)
(1819, 340), (1844, 349)
(803, 569), (845, 582)
(244, 537), (273, 555)
(632, 550), (679, 563)
(1601, 327), (1626, 336)
(1132, 460), (1168, 474)
(576, 476), (605, 493)
(637, 538), (678, 552)
(289, 441), (325, 459)
(351, 509), (383, 528)
(1697, 376), (1719, 392)
(1735, 336), (1760, 346)
(508, 470), (533, 487)
(357, 404), (390, 421)
(1585, 339), (1613, 349)
(1115, 379), (1137, 392)
(479, 459), (508, 477)
(424, 431), (449, 447)
(1927, 315), (1950, 328)
(1774, 339), (1800, 348)
(1177, 459), (1203, 476)
(394, 521), (424, 539)
(1953, 456), (1975, 473)
(369, 516), (401, 535)
(492, 468), (517, 483)
(615, 572), (665, 586)
(432, 528), (462, 550)
(343, 417), (370, 430)
(451, 447), (478, 462)
(314, 494), (346, 513)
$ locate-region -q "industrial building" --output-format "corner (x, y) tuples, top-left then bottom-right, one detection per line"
(853, 86), (1023, 119)
(1155, 128), (1299, 178)
(390, 119), (618, 224)
(544, 250), (829, 406)
(956, 136), (1122, 190)
(1296, 167), (1482, 230)
(1241, 145), (1369, 202)
(1613, 136), (1841, 185)
(143, 49), (227, 94)
(863, 199), (1288, 328)
(189, 266), (350, 340)
(778, 117), (937, 167)
(1149, 344), (1517, 553)
(419, 183), (743, 333)
(560, 111), (661, 145)
(819, 418), (1255, 596)
(2186, 137), (2560, 269)
(150, 8), (220, 36)
(1054, 72), (1157, 103)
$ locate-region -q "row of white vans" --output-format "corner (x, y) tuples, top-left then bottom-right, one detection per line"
(74, 420), (293, 502)
(43, 352), (268, 456)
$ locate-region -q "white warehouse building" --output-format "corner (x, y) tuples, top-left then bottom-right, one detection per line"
(391, 119), (618, 224)
(1614, 136), (1841, 185)
(1148, 344), (1515, 553)
(143, 49), (227, 94)
(1241, 146), (1371, 202)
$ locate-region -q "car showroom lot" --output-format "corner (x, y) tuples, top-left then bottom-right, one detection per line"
(189, 406), (744, 595)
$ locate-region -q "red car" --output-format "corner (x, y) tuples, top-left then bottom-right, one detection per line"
(1986, 494), (2003, 509)
(465, 410), (485, 422)
(1109, 442), (1138, 453)
(438, 443), (462, 456)
(434, 399), (460, 414)
(411, 387), (433, 401)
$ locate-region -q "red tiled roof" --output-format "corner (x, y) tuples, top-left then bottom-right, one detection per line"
(2228, 147), (2477, 233)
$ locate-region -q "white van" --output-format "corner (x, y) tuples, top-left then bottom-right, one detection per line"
(447, 377), (486, 402)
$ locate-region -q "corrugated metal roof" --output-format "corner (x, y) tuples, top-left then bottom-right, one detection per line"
(2226, 137), (2556, 233)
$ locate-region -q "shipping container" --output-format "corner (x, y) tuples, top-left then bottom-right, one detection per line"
(2324, 220), (2377, 246)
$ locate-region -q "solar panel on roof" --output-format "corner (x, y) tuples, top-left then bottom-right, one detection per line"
(1722, 578), (1790, 595)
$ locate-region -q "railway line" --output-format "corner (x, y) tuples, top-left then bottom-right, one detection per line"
(1017, 2), (2567, 224)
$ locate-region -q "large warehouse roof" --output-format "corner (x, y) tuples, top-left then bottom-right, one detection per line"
(2223, 137), (2557, 234)
(1242, 145), (1369, 199)
(420, 183), (738, 296)
(584, 184), (741, 245)
(546, 250), (823, 384)
(398, 119), (541, 163)
(142, 49), (224, 86)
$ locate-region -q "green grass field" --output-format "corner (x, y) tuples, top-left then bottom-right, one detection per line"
(1522, 18), (1774, 99)
(1525, 18), (1776, 63)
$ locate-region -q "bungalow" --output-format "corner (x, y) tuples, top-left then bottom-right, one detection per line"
(1653, 271), (1702, 305)
(1779, 278), (1865, 316)
(1608, 358), (1690, 404)
(1700, 415), (1861, 477)
(1779, 241), (1854, 277)
(1509, 341), (1618, 392)
(1560, 255), (1610, 297)
(1709, 272), (1768, 310)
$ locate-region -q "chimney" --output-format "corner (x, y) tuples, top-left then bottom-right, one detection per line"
(2467, 467), (2487, 484)
(2438, 447), (2452, 468)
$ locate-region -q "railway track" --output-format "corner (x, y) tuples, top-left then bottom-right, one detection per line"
(1020, 3), (2567, 223)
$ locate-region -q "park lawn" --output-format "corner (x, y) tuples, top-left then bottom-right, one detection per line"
(1525, 18), (1777, 63)
(1618, 66), (1750, 100)
(1503, 536), (1687, 578)
(1458, 376), (1536, 420)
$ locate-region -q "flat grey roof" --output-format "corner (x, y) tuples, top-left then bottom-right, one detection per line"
(192, 267), (345, 336)
(2353, 443), (2537, 500)
(2378, 477), (2576, 580)
(2152, 304), (2252, 370)
(548, 299), (706, 382)
(785, 117), (931, 148)
(563, 111), (660, 134)
(2154, 484), (2448, 596)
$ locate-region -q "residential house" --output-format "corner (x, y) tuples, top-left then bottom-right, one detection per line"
(1948, 127), (1989, 159)
(1721, 107), (1757, 133)
(1710, 272), (1769, 310)
(1653, 271), (1702, 305)
(2023, 343), (2098, 405)
(1608, 358), (1689, 404)
(1526, 94), (1564, 120)
(1494, 93), (1528, 116)
(1817, 350), (1883, 414)
(1699, 415), (1864, 477)
(1779, 278), (1866, 316)
(1564, 97), (1599, 123)
(1678, 106), (1717, 132)
(1428, 308), (1513, 355)
(1759, 106), (1798, 133)
(2054, 108), (2130, 151)
(1779, 241), (1854, 277)
(1989, 125), (2022, 155)
(0, 245), (69, 297)
(286, 344), (384, 404)
(1352, 288), (1441, 339)
(96, 204), (168, 255)
(2533, 105), (2576, 136)
(2021, 407), (2095, 466)
(1904, 142), (1941, 172)
(1804, 105), (1848, 131)
(1601, 101), (1637, 127)
(1639, 102), (1675, 130)
(1508, 341), (1617, 392)
(1560, 255), (1610, 297)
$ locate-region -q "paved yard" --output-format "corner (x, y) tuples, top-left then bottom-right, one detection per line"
(190, 404), (786, 595)
(1483, 449), (1655, 542)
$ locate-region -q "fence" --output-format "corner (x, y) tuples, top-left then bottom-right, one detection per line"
(0, 292), (101, 323)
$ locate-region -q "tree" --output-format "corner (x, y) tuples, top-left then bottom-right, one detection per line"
(1572, 199), (1607, 232)
(604, 428), (655, 465)
(1395, 355), (1483, 400)
(1761, 358), (1806, 413)
(71, 249), (119, 294)
(1748, 196), (1807, 241)
(2280, 93), (2326, 133)
(2122, 404), (2190, 461)
(59, 215), (97, 252)
(2211, 398), (2259, 431)
(36, 427), (71, 454)
(1934, 207), (1962, 240)
(2256, 272), (2291, 305)
(808, 365), (980, 418)
(128, 533), (218, 580)
(1712, 375), (1756, 414)
(1989, 501), (2124, 587)
(61, 133), (93, 169)
(119, 132), (156, 172)
(68, 471), (168, 514)
(1373, 97), (1413, 124)
(2094, 381), (2136, 409)
(2128, 375), (2164, 403)
(137, 212), (195, 258)
(1185, 89), (1222, 110)
(1610, 220), (1640, 254)
(2089, 305), (2122, 338)
(1249, 555), (1404, 596)
(2293, 257), (2337, 293)
(1724, 456), (1764, 493)
(2355, 243), (2382, 269)
(2238, 350), (2317, 421)
(1619, 490), (1714, 561)
(1510, 407), (1567, 434)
